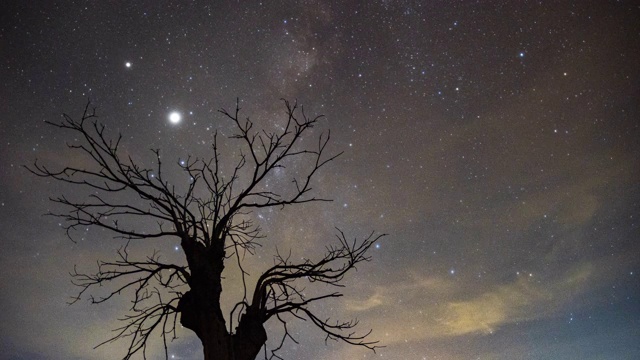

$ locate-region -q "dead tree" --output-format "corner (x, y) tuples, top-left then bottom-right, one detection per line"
(28, 99), (383, 360)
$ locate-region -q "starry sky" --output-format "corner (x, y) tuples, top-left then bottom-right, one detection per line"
(1, 1), (639, 359)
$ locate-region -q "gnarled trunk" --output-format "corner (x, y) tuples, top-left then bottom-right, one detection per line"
(230, 309), (268, 359)
(178, 238), (267, 360)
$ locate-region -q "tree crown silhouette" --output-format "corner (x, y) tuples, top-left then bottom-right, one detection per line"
(28, 99), (383, 360)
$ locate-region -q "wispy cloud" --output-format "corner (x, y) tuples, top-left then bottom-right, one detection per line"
(343, 262), (593, 347)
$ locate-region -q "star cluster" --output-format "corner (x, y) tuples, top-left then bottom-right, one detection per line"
(0, 1), (638, 359)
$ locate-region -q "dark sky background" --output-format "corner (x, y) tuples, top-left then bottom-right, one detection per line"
(1, 1), (639, 359)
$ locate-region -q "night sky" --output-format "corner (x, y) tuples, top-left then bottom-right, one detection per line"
(1, 1), (639, 359)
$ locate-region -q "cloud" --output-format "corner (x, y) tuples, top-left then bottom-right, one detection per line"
(437, 262), (592, 337)
(345, 289), (385, 312)
(339, 263), (593, 348)
(438, 276), (550, 336)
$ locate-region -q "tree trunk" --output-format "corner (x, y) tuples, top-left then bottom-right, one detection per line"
(178, 238), (267, 360)
(230, 309), (268, 359)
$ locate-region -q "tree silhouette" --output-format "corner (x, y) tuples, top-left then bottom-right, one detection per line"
(28, 100), (383, 360)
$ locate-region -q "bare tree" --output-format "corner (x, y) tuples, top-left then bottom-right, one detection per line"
(28, 99), (383, 360)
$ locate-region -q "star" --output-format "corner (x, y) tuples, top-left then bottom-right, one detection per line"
(125, 62), (132, 68)
(169, 111), (182, 124)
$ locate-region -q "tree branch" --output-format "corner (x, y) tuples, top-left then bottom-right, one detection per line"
(28, 99), (381, 359)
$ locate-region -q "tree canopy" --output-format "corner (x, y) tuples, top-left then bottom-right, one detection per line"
(29, 99), (383, 360)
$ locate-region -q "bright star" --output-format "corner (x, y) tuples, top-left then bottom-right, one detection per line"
(169, 112), (182, 124)
(125, 62), (132, 68)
